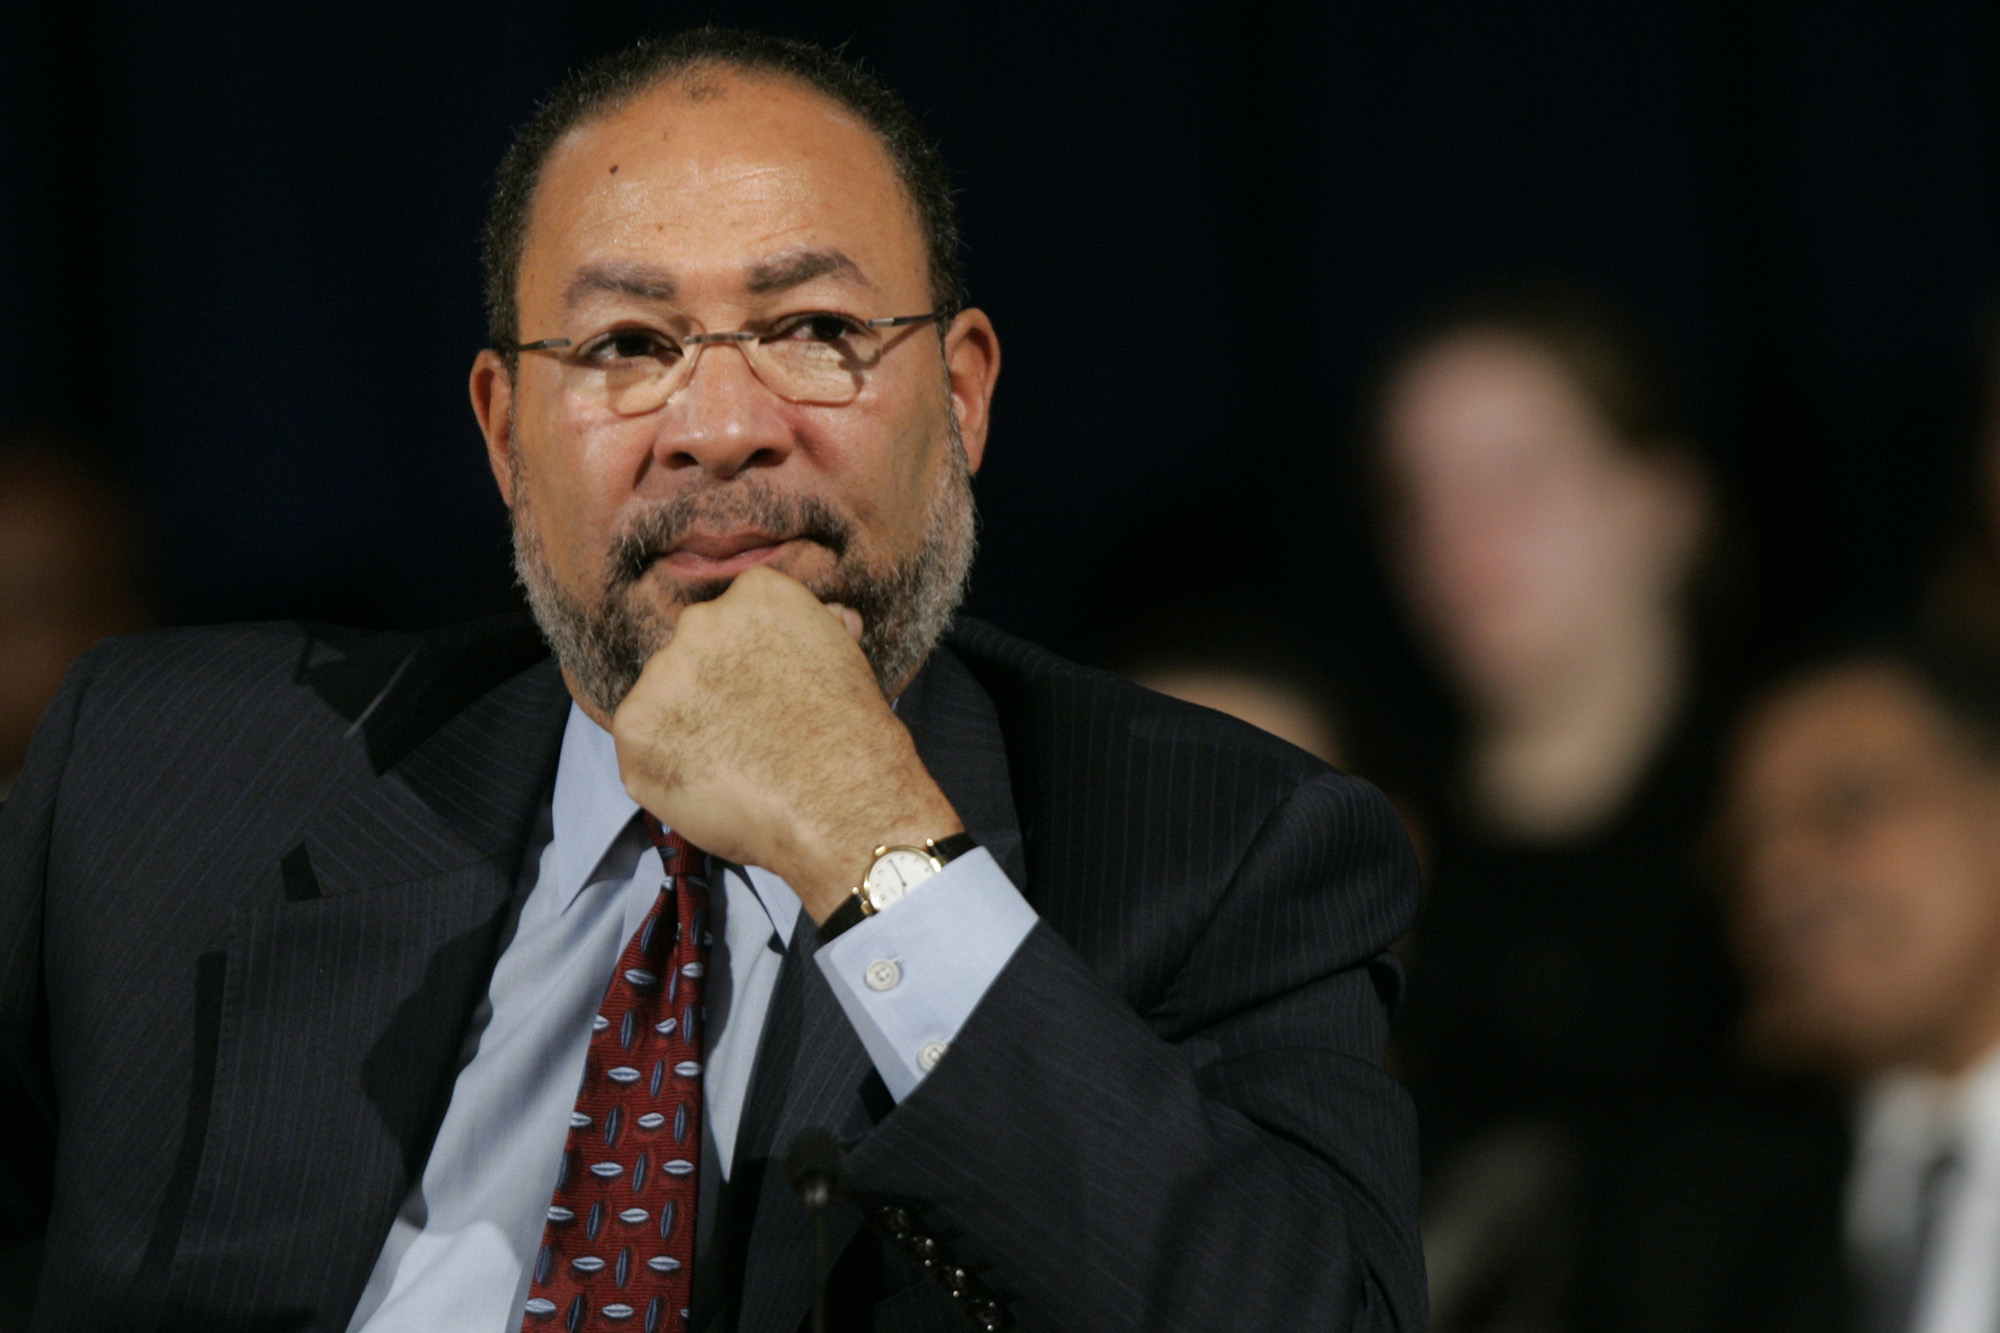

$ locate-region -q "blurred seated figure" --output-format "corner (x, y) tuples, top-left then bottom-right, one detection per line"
(1133, 665), (1340, 762)
(1109, 595), (1446, 874)
(1565, 639), (2000, 1333)
(1368, 284), (1741, 1330)
(0, 437), (149, 795)
(1377, 282), (1712, 836)
(1701, 641), (2000, 1333)
(1122, 633), (1344, 767)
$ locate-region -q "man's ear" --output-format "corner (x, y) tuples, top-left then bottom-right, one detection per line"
(470, 348), (519, 507)
(943, 309), (1001, 474)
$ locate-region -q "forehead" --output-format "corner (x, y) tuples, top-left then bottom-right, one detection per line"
(1384, 332), (1614, 474)
(521, 72), (924, 306)
(1738, 667), (1959, 793)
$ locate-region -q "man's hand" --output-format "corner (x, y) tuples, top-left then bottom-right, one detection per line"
(610, 564), (964, 923)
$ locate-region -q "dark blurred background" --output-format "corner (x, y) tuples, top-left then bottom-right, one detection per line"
(3, 0), (1992, 652)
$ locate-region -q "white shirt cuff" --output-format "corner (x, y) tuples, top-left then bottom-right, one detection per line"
(814, 846), (1037, 1101)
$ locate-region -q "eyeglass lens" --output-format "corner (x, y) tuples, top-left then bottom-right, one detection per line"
(587, 329), (879, 414)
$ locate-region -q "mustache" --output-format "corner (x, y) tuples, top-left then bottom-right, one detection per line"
(605, 484), (856, 590)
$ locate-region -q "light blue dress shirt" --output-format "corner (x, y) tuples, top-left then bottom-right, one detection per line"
(347, 702), (1037, 1332)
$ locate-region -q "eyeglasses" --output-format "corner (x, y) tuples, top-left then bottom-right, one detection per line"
(501, 310), (940, 413)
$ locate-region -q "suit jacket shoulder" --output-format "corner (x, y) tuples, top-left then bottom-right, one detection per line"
(945, 615), (1412, 1014)
(1, 614), (568, 1331)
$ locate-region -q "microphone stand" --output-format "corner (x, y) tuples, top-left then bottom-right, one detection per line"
(788, 1129), (844, 1333)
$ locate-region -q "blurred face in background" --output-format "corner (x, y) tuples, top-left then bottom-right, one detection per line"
(1724, 664), (2000, 1079)
(0, 457), (145, 782)
(1379, 330), (1701, 714)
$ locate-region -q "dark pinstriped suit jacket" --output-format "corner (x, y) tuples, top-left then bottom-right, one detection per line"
(0, 613), (1423, 1332)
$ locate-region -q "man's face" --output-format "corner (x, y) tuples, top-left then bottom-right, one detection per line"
(472, 72), (996, 713)
(1723, 665), (2000, 1078)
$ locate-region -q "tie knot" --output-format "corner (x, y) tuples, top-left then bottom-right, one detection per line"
(641, 813), (696, 872)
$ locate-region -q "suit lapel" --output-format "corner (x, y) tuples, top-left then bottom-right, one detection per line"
(729, 916), (876, 1333)
(729, 644), (1025, 1333)
(899, 641), (1029, 889)
(158, 643), (571, 1329)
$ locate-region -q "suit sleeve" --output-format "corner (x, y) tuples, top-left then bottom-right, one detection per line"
(0, 652), (93, 1246)
(840, 771), (1426, 1332)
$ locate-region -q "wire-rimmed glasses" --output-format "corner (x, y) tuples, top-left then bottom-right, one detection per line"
(501, 310), (940, 413)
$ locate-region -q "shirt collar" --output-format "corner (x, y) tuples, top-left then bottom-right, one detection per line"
(1860, 1040), (2000, 1164)
(551, 702), (802, 943)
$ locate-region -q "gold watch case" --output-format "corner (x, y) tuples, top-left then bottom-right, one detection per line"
(856, 843), (946, 915)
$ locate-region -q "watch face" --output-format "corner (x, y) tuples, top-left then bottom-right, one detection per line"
(864, 847), (939, 909)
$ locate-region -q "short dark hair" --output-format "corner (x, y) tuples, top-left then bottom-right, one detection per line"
(1375, 278), (1684, 447)
(1748, 630), (2000, 766)
(480, 28), (964, 354)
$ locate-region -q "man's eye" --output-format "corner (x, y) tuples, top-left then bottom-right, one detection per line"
(772, 313), (863, 345)
(588, 330), (677, 362)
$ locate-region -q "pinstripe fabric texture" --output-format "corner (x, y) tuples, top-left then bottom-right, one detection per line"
(0, 616), (566, 1332)
(707, 627), (1424, 1333)
(0, 613), (1422, 1332)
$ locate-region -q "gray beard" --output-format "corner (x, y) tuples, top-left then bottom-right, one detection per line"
(511, 427), (977, 716)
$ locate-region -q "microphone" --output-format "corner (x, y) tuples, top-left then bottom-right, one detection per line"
(788, 1129), (844, 1333)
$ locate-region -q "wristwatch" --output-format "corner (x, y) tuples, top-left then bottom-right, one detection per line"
(817, 832), (978, 943)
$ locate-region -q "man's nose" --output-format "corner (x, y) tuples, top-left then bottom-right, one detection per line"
(650, 341), (797, 480)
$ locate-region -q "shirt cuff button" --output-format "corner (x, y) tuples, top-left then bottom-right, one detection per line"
(917, 1040), (949, 1072)
(864, 958), (902, 992)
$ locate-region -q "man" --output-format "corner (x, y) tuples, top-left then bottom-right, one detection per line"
(1580, 640), (2000, 1333)
(0, 30), (1422, 1333)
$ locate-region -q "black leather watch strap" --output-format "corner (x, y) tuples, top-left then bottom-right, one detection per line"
(928, 832), (978, 865)
(816, 833), (980, 945)
(817, 893), (868, 945)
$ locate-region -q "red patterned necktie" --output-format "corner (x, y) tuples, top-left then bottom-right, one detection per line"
(522, 816), (709, 1333)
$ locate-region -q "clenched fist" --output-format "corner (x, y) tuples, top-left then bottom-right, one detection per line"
(609, 565), (964, 922)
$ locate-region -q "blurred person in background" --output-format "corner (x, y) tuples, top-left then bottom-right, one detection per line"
(0, 436), (148, 797)
(1128, 659), (1342, 764)
(1580, 638), (2000, 1333)
(1113, 601), (1346, 766)
(1730, 642), (2000, 1333)
(1368, 284), (1741, 1329)
(1108, 601), (1448, 871)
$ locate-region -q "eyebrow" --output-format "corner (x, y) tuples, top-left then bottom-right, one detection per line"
(564, 261), (679, 311)
(744, 247), (873, 295)
(558, 248), (873, 314)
